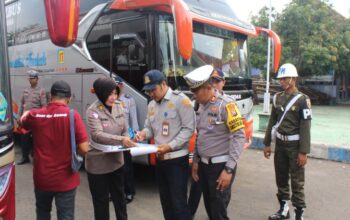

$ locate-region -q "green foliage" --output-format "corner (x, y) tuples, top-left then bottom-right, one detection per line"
(248, 0), (350, 77)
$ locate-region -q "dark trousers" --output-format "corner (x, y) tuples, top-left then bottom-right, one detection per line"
(87, 168), (127, 220)
(123, 151), (135, 195)
(156, 155), (191, 220)
(20, 132), (32, 159)
(35, 188), (76, 220)
(274, 140), (306, 208)
(188, 178), (202, 216)
(199, 162), (236, 220)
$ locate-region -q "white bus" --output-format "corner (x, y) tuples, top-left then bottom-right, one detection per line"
(6, 0), (281, 165)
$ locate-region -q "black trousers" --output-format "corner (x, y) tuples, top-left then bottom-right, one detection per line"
(87, 168), (127, 220)
(199, 162), (237, 220)
(188, 178), (202, 216)
(156, 155), (191, 220)
(123, 151), (135, 195)
(20, 132), (32, 159)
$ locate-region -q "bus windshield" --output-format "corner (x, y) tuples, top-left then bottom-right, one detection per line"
(158, 15), (249, 91)
(0, 13), (12, 133)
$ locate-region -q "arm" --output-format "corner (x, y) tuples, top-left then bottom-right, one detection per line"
(129, 97), (139, 131)
(263, 103), (278, 147)
(18, 92), (25, 117)
(40, 88), (47, 107)
(141, 104), (154, 140)
(168, 96), (195, 151)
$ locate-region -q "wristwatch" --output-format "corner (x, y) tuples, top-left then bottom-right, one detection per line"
(224, 166), (234, 174)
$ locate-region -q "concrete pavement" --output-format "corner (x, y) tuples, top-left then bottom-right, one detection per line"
(252, 104), (350, 163)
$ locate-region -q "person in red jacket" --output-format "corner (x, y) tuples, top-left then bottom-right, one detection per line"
(20, 80), (89, 220)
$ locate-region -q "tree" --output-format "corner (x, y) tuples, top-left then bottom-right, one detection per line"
(249, 0), (350, 78)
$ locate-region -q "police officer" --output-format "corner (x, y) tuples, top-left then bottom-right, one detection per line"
(86, 77), (136, 220)
(18, 70), (47, 165)
(184, 65), (245, 220)
(263, 63), (311, 220)
(136, 70), (195, 220)
(115, 76), (139, 203)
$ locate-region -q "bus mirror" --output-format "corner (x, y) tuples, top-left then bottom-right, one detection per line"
(255, 27), (281, 73)
(44, 0), (80, 47)
(173, 0), (193, 60)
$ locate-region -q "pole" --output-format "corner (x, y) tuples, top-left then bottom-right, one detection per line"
(263, 0), (272, 113)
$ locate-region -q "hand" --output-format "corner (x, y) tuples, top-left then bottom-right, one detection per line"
(192, 162), (199, 182)
(135, 131), (146, 142)
(297, 153), (307, 167)
(122, 137), (136, 148)
(264, 146), (272, 159)
(156, 144), (171, 157)
(216, 169), (233, 192)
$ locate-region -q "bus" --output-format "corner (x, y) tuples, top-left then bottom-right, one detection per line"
(1, 0), (79, 218)
(0, 1), (15, 218)
(6, 0), (281, 165)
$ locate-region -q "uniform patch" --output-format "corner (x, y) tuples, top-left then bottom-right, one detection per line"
(227, 103), (237, 116)
(162, 122), (169, 136)
(208, 117), (214, 124)
(182, 98), (192, 108)
(90, 112), (98, 119)
(211, 106), (217, 112)
(144, 76), (151, 84)
(292, 106), (296, 111)
(306, 99), (312, 108)
(168, 102), (175, 109)
(225, 103), (244, 133)
(210, 96), (217, 103)
(164, 112), (168, 118)
(121, 101), (126, 108)
(98, 105), (104, 110)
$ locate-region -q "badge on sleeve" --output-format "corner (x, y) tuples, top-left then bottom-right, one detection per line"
(162, 122), (169, 136)
(181, 98), (192, 108)
(225, 103), (244, 133)
(301, 98), (312, 120)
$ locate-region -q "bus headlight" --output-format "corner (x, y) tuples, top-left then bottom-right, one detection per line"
(0, 164), (12, 198)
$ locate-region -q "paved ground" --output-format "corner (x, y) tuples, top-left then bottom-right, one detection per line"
(15, 148), (350, 220)
(252, 104), (350, 163)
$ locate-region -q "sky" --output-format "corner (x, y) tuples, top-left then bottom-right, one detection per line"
(230, 0), (350, 21)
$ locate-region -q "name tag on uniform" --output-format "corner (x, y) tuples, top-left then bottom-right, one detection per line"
(162, 122), (169, 136)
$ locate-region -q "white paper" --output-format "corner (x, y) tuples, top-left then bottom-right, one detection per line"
(101, 145), (130, 153)
(130, 143), (158, 157)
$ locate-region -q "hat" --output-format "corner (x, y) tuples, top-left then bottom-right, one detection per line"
(184, 65), (214, 89)
(93, 77), (118, 104)
(51, 80), (71, 97)
(142, 70), (166, 91)
(211, 69), (225, 81)
(27, 70), (39, 78)
(114, 76), (123, 85)
(276, 63), (298, 78)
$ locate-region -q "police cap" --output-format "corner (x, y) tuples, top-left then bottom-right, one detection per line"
(211, 68), (225, 81)
(142, 69), (166, 91)
(27, 70), (39, 78)
(184, 65), (214, 89)
(51, 80), (71, 98)
(114, 76), (123, 85)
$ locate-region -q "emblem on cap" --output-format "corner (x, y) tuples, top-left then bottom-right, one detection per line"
(144, 76), (151, 84)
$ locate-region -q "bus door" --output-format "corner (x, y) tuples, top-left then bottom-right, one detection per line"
(111, 18), (149, 92)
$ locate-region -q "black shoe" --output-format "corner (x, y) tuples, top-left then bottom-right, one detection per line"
(126, 194), (134, 204)
(294, 207), (304, 220)
(17, 158), (30, 165)
(269, 200), (290, 220)
(269, 211), (290, 220)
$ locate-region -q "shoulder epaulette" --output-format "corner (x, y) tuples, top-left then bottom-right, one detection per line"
(172, 90), (181, 95)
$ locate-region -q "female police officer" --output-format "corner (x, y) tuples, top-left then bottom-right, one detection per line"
(85, 77), (136, 220)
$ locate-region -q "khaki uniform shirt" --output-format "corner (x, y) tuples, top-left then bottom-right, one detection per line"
(194, 92), (245, 169)
(119, 93), (139, 131)
(85, 100), (128, 174)
(263, 89), (312, 153)
(143, 88), (195, 151)
(19, 86), (46, 116)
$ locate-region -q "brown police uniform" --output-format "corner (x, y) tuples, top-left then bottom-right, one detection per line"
(264, 89), (312, 208)
(85, 100), (128, 220)
(18, 85), (46, 163)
